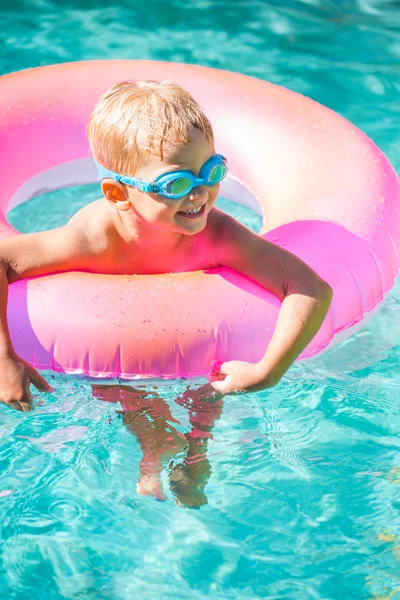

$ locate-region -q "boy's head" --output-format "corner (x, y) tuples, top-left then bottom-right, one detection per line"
(87, 80), (213, 176)
(88, 80), (223, 237)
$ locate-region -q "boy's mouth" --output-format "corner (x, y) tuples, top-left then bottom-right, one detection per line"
(177, 203), (206, 219)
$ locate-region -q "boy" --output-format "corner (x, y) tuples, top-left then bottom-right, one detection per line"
(0, 80), (332, 412)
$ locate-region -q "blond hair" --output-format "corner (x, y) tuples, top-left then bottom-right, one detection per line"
(87, 80), (213, 176)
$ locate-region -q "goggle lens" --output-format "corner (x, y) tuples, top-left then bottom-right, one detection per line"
(161, 157), (228, 197)
(208, 163), (228, 185)
(166, 177), (192, 197)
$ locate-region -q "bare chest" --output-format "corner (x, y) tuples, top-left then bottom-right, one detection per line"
(104, 238), (219, 276)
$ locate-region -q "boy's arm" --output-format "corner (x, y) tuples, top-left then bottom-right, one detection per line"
(0, 225), (95, 410)
(211, 213), (333, 394)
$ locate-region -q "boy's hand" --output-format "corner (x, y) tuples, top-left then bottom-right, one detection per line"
(0, 354), (51, 411)
(209, 361), (271, 395)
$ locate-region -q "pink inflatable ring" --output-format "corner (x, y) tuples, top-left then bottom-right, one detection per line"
(1, 60), (399, 379)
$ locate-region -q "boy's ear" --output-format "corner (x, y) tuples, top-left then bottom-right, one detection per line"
(101, 179), (131, 211)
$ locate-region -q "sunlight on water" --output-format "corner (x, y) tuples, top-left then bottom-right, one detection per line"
(1, 0), (400, 598)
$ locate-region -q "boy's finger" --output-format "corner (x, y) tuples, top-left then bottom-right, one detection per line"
(29, 370), (53, 392)
(208, 364), (226, 382)
(7, 398), (31, 412)
(19, 399), (32, 412)
(7, 400), (24, 411)
(210, 380), (226, 393)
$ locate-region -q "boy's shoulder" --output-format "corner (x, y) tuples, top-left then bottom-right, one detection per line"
(68, 198), (116, 251)
(206, 206), (238, 232)
(203, 206), (264, 269)
(205, 206), (252, 245)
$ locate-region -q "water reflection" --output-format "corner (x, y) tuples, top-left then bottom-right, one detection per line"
(92, 382), (224, 508)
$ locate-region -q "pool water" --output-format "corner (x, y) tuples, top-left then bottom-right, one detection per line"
(1, 1), (400, 598)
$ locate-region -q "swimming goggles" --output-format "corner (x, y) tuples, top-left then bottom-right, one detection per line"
(96, 154), (228, 200)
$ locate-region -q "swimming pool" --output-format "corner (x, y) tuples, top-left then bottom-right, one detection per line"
(1, 0), (400, 598)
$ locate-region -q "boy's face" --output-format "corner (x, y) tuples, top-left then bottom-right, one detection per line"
(125, 127), (220, 236)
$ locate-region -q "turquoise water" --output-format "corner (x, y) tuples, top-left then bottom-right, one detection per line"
(2, 1), (400, 598)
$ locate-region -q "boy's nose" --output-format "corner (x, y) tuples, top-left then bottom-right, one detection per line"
(188, 185), (208, 201)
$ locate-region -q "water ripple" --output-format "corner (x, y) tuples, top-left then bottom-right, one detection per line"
(1, 0), (400, 598)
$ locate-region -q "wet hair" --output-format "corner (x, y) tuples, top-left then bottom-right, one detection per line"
(87, 79), (213, 175)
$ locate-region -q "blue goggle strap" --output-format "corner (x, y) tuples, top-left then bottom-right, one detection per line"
(95, 163), (157, 193)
